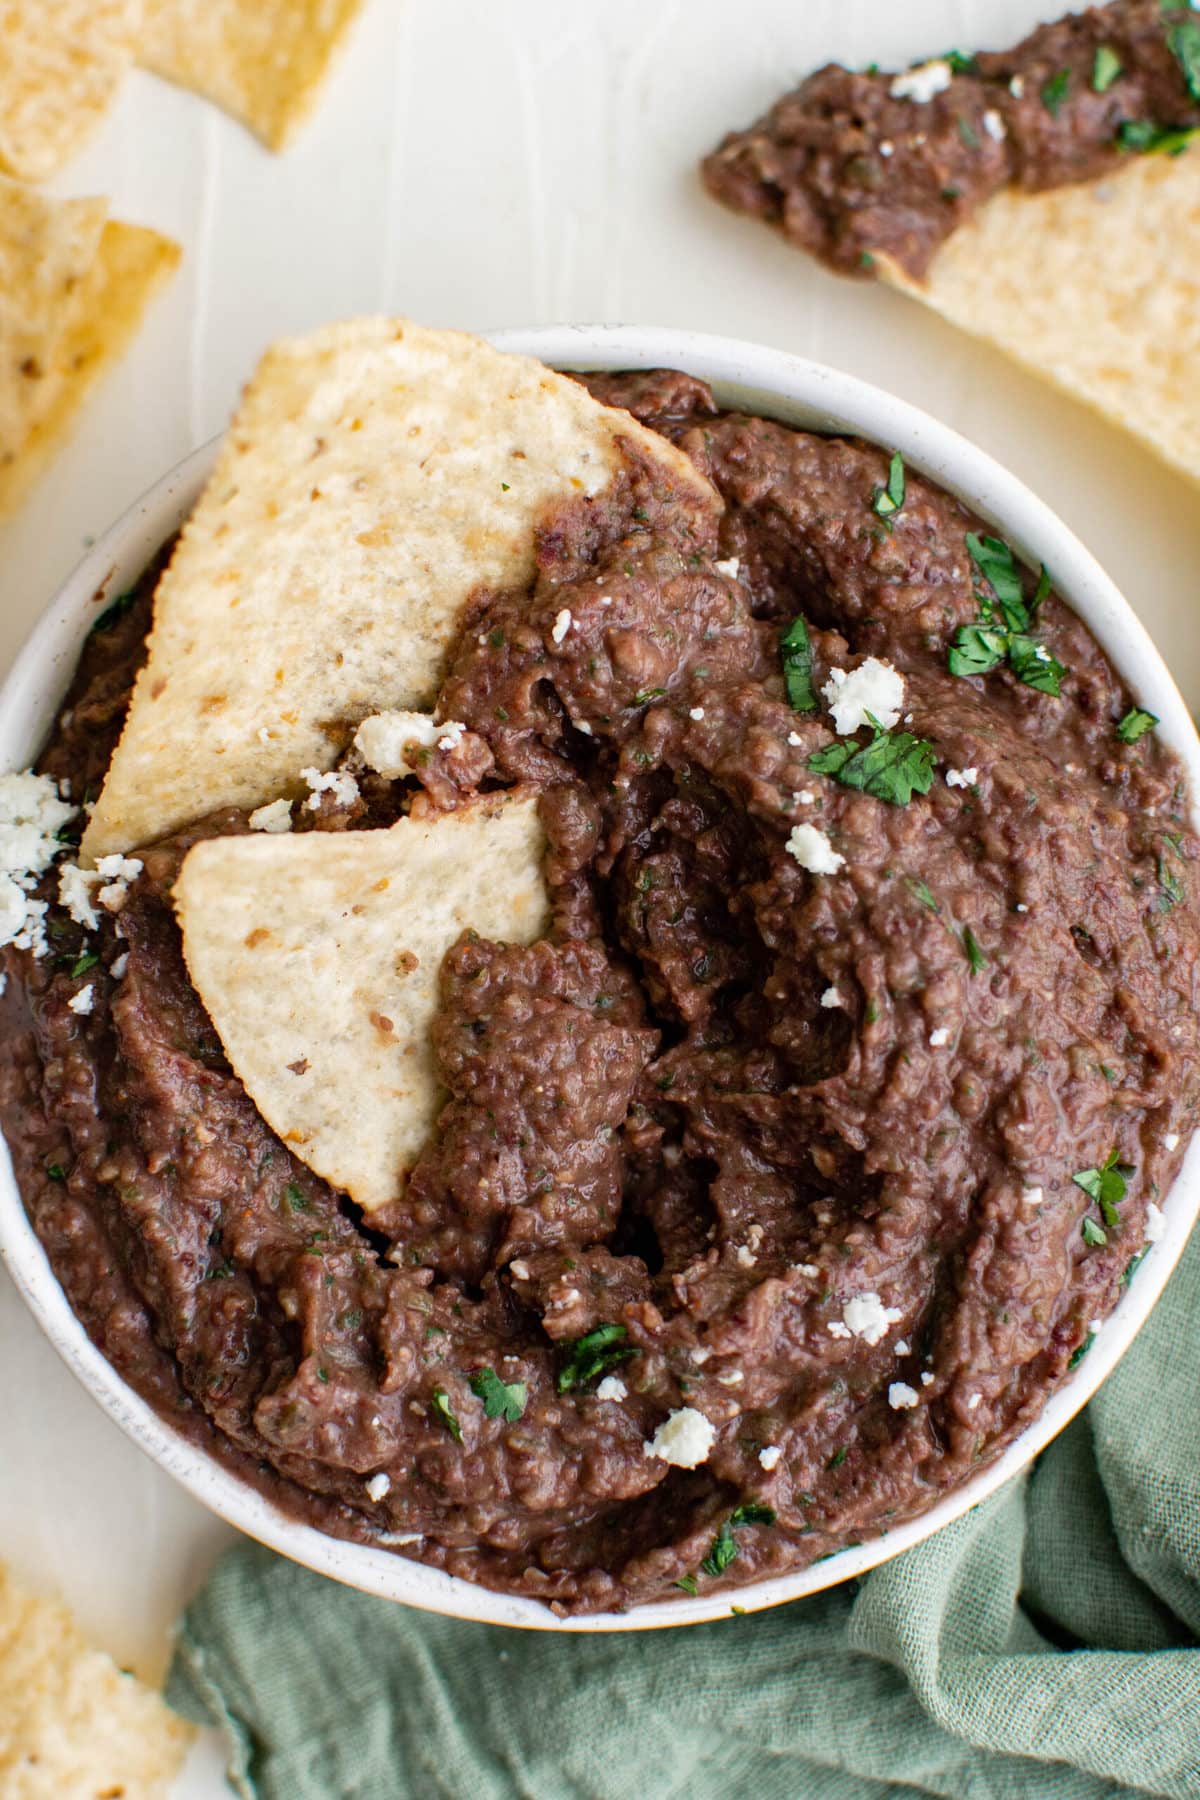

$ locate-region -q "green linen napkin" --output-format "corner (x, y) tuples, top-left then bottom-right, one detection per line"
(168, 1230), (1200, 1800)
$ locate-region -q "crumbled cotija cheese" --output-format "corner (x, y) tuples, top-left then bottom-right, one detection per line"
(1144, 1201), (1166, 1243)
(302, 767), (360, 812)
(929, 1027), (950, 1048)
(890, 59), (953, 102)
(58, 854), (144, 931)
(595, 1376), (627, 1402)
(821, 659), (905, 735)
(67, 983), (94, 1015)
(758, 1444), (782, 1471)
(841, 1292), (904, 1346)
(0, 770), (76, 957)
(643, 1406), (715, 1467)
(786, 823), (844, 875)
(888, 1382), (920, 1410)
(550, 608), (573, 646)
(249, 798), (293, 833)
(820, 986), (843, 1009)
(365, 1472), (391, 1502)
(945, 767), (977, 789)
(715, 557), (741, 579)
(982, 109), (1007, 141)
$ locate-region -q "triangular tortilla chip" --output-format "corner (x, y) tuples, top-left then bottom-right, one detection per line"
(0, 216), (181, 520)
(174, 792), (549, 1213)
(82, 316), (719, 862)
(0, 1561), (193, 1799)
(138, 0), (365, 151)
(0, 177), (108, 472)
(0, 1), (137, 182)
(876, 147), (1200, 485)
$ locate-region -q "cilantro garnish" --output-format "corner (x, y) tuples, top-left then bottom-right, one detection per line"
(808, 718), (936, 807)
(1168, 15), (1200, 100)
(966, 533), (1030, 631)
(1116, 707), (1158, 743)
(950, 535), (1062, 695)
(1081, 1217), (1108, 1248)
(961, 927), (987, 975)
(1073, 1148), (1134, 1228)
(944, 50), (977, 74)
(90, 590), (137, 635)
(1068, 1337), (1092, 1370)
(1041, 69), (1070, 114)
(700, 1503), (776, 1578)
(431, 1388), (463, 1442)
(283, 1182), (311, 1213)
(826, 1445), (848, 1470)
(555, 1323), (636, 1394)
(1092, 45), (1122, 92)
(1118, 119), (1199, 155)
(1157, 847), (1184, 910)
(1007, 634), (1066, 698)
(470, 1366), (527, 1422)
(780, 614), (817, 713)
(70, 950), (99, 977)
(905, 877), (941, 913)
(632, 687), (667, 706)
(674, 1575), (699, 1596)
(45, 1162), (66, 1182)
(1121, 1247), (1149, 1287)
(871, 452), (906, 524)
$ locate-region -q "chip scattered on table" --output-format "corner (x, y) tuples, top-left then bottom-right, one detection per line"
(82, 315), (719, 861)
(0, 206), (181, 519)
(876, 147), (1200, 484)
(0, 0), (137, 182)
(0, 1560), (193, 1799)
(174, 791), (550, 1213)
(138, 0), (367, 150)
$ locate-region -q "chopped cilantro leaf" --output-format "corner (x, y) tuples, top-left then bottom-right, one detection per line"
(699, 1502), (776, 1578)
(470, 1366), (527, 1422)
(70, 950), (99, 977)
(1008, 634), (1065, 698)
(826, 1444), (848, 1470)
(283, 1182), (311, 1213)
(556, 1322), (636, 1394)
(780, 614), (817, 713)
(1041, 68), (1070, 114)
(1116, 707), (1158, 743)
(948, 623), (1009, 678)
(1032, 564), (1053, 610)
(961, 927), (987, 975)
(871, 451), (906, 523)
(1168, 16), (1200, 100)
(1068, 1338), (1092, 1369)
(632, 687), (666, 706)
(1073, 1148), (1133, 1228)
(45, 1162), (66, 1181)
(1118, 119), (1199, 155)
(1121, 1247), (1149, 1287)
(674, 1575), (699, 1595)
(966, 533), (1029, 632)
(1081, 1216), (1108, 1248)
(944, 49), (977, 74)
(431, 1388), (463, 1442)
(1092, 44), (1122, 92)
(905, 877), (941, 913)
(1158, 848), (1184, 910)
(808, 721), (936, 807)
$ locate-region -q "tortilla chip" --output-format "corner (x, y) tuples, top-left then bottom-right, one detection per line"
(0, 217), (181, 520)
(0, 177), (108, 474)
(82, 316), (719, 862)
(175, 792), (549, 1213)
(876, 147), (1200, 484)
(0, 1), (137, 182)
(0, 1561), (193, 1799)
(138, 0), (366, 151)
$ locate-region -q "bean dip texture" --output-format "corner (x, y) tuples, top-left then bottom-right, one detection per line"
(1, 370), (1196, 1613)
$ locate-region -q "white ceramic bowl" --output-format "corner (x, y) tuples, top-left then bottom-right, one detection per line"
(2, 325), (1197, 1632)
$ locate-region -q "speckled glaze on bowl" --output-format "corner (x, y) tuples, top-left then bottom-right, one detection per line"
(2, 326), (1197, 1630)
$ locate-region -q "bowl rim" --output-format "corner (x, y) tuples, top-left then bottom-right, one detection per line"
(1, 322), (1197, 1632)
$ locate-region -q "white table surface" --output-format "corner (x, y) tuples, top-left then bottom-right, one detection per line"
(1, 2), (1197, 1792)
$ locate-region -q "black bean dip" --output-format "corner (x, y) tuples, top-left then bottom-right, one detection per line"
(703, 0), (1200, 280)
(1, 369), (1196, 1614)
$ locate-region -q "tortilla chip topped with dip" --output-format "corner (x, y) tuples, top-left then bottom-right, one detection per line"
(174, 791), (549, 1213)
(81, 317), (719, 863)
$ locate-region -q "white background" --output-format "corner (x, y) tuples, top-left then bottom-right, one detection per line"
(1, 3), (1196, 1792)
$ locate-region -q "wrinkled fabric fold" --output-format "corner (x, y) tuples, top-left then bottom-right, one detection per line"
(168, 1232), (1200, 1800)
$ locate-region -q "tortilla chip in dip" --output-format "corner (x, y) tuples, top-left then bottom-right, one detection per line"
(0, 213), (181, 520)
(0, 0), (137, 182)
(175, 791), (549, 1214)
(138, 0), (366, 150)
(0, 1561), (193, 1799)
(82, 316), (719, 863)
(876, 147), (1200, 484)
